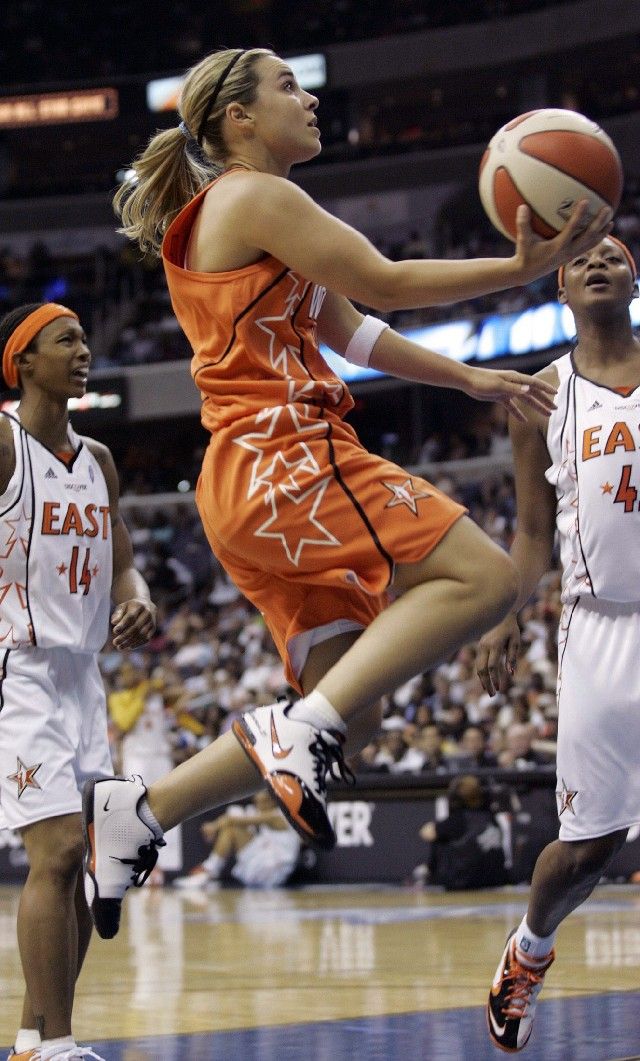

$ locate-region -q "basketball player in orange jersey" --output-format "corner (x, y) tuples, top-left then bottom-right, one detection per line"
(81, 47), (613, 941)
(476, 236), (640, 1052)
(0, 303), (156, 1060)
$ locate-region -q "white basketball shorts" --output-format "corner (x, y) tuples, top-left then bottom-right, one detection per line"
(556, 596), (640, 841)
(0, 646), (113, 831)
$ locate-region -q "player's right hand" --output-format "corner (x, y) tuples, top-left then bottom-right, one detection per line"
(512, 200), (613, 281)
(476, 612), (521, 696)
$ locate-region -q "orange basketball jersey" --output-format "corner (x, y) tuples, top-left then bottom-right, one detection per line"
(162, 173), (353, 434)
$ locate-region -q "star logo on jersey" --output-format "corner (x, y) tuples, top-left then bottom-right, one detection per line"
(382, 478), (431, 515)
(255, 476), (340, 566)
(0, 504), (31, 560)
(556, 778), (578, 817)
(601, 482), (613, 494)
(255, 273), (309, 377)
(7, 756), (43, 798)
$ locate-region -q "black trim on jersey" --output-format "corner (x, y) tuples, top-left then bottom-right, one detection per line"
(290, 286), (347, 410)
(570, 374), (595, 597)
(2, 411), (83, 473)
(324, 420), (395, 586)
(570, 346), (640, 397)
(557, 598), (578, 683)
(22, 436), (39, 645)
(0, 649), (9, 713)
(193, 267), (290, 376)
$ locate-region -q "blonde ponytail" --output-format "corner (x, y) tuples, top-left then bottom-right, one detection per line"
(113, 127), (216, 256)
(113, 47), (273, 257)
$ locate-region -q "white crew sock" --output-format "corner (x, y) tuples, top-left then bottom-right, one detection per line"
(515, 917), (556, 963)
(288, 690), (346, 734)
(41, 1036), (76, 1058)
(138, 796), (164, 840)
(14, 1028), (41, 1052)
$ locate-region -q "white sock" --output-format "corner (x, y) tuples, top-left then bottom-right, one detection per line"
(41, 1037), (75, 1058)
(14, 1028), (41, 1051)
(138, 796), (164, 840)
(515, 917), (555, 962)
(203, 852), (225, 877)
(288, 690), (346, 734)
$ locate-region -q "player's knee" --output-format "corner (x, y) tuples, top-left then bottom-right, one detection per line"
(565, 833), (624, 881)
(30, 832), (84, 882)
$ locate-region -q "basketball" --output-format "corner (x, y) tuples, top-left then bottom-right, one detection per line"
(478, 108), (624, 242)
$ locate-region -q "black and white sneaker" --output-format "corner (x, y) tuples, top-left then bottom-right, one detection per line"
(82, 776), (165, 939)
(487, 931), (554, 1052)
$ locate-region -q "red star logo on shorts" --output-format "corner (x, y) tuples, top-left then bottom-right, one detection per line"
(556, 778), (578, 816)
(7, 756), (43, 798)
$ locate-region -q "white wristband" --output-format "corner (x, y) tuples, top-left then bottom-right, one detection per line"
(343, 315), (389, 368)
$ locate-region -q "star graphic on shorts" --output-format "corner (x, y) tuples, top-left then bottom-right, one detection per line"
(601, 482), (613, 494)
(382, 478), (431, 515)
(7, 756), (42, 798)
(255, 476), (340, 566)
(57, 562), (68, 575)
(556, 778), (578, 816)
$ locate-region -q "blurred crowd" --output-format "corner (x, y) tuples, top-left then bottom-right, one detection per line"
(2, 182), (639, 372)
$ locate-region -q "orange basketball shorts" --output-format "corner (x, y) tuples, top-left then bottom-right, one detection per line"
(196, 406), (465, 690)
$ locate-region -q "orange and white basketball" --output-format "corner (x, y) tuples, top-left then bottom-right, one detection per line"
(478, 108), (623, 242)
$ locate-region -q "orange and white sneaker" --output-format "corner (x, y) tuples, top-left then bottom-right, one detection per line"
(487, 932), (555, 1052)
(7, 1050), (39, 1060)
(232, 701), (352, 851)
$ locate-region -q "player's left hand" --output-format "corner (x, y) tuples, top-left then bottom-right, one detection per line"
(111, 598), (157, 650)
(461, 365), (557, 422)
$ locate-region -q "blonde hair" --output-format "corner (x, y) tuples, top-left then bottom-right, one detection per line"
(114, 47), (273, 256)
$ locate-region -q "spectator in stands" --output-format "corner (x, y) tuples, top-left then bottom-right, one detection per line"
(173, 789), (301, 889)
(83, 44), (610, 942)
(416, 775), (507, 890)
(454, 724), (498, 770)
(107, 660), (181, 883)
(497, 722), (552, 770)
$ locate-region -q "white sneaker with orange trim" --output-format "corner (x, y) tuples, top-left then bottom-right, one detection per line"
(232, 701), (352, 851)
(487, 932), (555, 1052)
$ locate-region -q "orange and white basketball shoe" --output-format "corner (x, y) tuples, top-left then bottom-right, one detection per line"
(82, 775), (165, 940)
(232, 701), (352, 851)
(487, 932), (555, 1051)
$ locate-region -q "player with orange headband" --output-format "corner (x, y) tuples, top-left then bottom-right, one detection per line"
(475, 235), (640, 1053)
(0, 303), (156, 1061)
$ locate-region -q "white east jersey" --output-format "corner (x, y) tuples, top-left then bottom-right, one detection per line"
(0, 412), (112, 651)
(546, 351), (640, 604)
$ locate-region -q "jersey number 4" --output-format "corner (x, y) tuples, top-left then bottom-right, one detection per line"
(614, 465), (638, 513)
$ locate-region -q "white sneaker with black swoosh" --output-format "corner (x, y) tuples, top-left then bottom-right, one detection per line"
(82, 775), (165, 940)
(487, 932), (554, 1052)
(232, 701), (352, 852)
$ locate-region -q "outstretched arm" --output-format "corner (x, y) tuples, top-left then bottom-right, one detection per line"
(224, 172), (612, 311)
(475, 385), (558, 694)
(317, 293), (557, 422)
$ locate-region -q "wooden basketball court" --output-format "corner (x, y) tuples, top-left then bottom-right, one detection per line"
(1, 882), (639, 1059)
